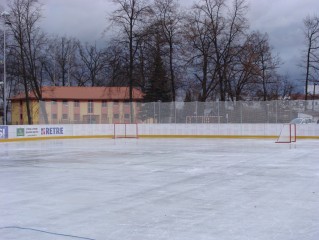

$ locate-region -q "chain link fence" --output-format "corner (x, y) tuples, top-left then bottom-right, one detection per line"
(38, 100), (319, 125)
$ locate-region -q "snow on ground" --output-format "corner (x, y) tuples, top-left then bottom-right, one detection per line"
(0, 138), (319, 240)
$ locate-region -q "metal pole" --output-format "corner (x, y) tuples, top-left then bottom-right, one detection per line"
(153, 102), (155, 123)
(267, 104), (269, 123)
(174, 102), (176, 124)
(195, 101), (197, 123)
(217, 100), (220, 124)
(3, 21), (7, 125)
(276, 100), (278, 124)
(158, 101), (161, 124)
(313, 83), (316, 111)
(2, 11), (10, 125)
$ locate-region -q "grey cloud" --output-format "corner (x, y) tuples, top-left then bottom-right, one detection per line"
(38, 0), (319, 85)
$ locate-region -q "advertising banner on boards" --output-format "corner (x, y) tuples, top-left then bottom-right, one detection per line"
(16, 127), (40, 137)
(0, 126), (8, 139)
(41, 127), (64, 136)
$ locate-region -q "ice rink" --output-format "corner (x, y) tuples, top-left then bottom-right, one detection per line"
(0, 138), (319, 240)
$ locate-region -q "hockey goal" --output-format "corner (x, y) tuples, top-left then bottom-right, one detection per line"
(113, 123), (139, 139)
(276, 123), (296, 143)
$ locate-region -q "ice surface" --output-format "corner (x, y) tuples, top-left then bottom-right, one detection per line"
(0, 138), (319, 240)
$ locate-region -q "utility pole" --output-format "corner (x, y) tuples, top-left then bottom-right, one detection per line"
(1, 11), (11, 125)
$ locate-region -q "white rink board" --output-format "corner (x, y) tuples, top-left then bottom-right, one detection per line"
(1, 123), (319, 140)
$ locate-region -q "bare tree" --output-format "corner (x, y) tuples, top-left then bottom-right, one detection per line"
(104, 39), (129, 86)
(227, 33), (260, 100)
(269, 74), (294, 100)
(8, 0), (48, 124)
(109, 0), (152, 122)
(77, 42), (107, 86)
(192, 0), (249, 101)
(44, 36), (78, 86)
(251, 32), (281, 101)
(182, 8), (218, 101)
(184, 0), (248, 101)
(302, 15), (319, 100)
(152, 0), (182, 101)
(0, 36), (22, 124)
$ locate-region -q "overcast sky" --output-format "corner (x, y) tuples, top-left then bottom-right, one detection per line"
(3, 0), (319, 88)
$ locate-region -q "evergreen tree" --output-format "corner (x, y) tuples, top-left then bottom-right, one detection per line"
(144, 37), (171, 102)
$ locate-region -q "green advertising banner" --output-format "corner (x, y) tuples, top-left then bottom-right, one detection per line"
(17, 128), (25, 137)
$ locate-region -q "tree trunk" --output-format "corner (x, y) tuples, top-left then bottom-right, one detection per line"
(169, 43), (176, 102)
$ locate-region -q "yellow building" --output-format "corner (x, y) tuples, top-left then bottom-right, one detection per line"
(10, 86), (144, 125)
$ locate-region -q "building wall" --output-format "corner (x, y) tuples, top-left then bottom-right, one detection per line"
(11, 100), (40, 125)
(37, 100), (140, 124)
(11, 101), (20, 125)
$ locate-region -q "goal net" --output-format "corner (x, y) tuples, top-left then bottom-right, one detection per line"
(276, 123), (296, 143)
(113, 123), (139, 139)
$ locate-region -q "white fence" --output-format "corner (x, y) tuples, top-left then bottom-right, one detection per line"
(38, 100), (319, 125)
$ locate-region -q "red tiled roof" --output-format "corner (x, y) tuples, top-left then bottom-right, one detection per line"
(10, 86), (144, 101)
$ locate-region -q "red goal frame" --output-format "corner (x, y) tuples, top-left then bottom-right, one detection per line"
(276, 123), (296, 143)
(113, 123), (139, 139)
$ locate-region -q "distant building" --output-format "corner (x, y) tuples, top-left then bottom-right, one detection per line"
(10, 86), (144, 125)
(307, 84), (319, 99)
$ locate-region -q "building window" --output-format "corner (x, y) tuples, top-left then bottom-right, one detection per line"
(101, 114), (108, 123)
(113, 101), (119, 106)
(88, 101), (94, 113)
(62, 114), (68, 120)
(63, 100), (68, 106)
(102, 101), (107, 107)
(74, 101), (80, 107)
(124, 114), (130, 119)
(52, 114), (57, 119)
(74, 114), (80, 121)
(51, 100), (57, 105)
(124, 102), (130, 106)
(114, 114), (119, 119)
